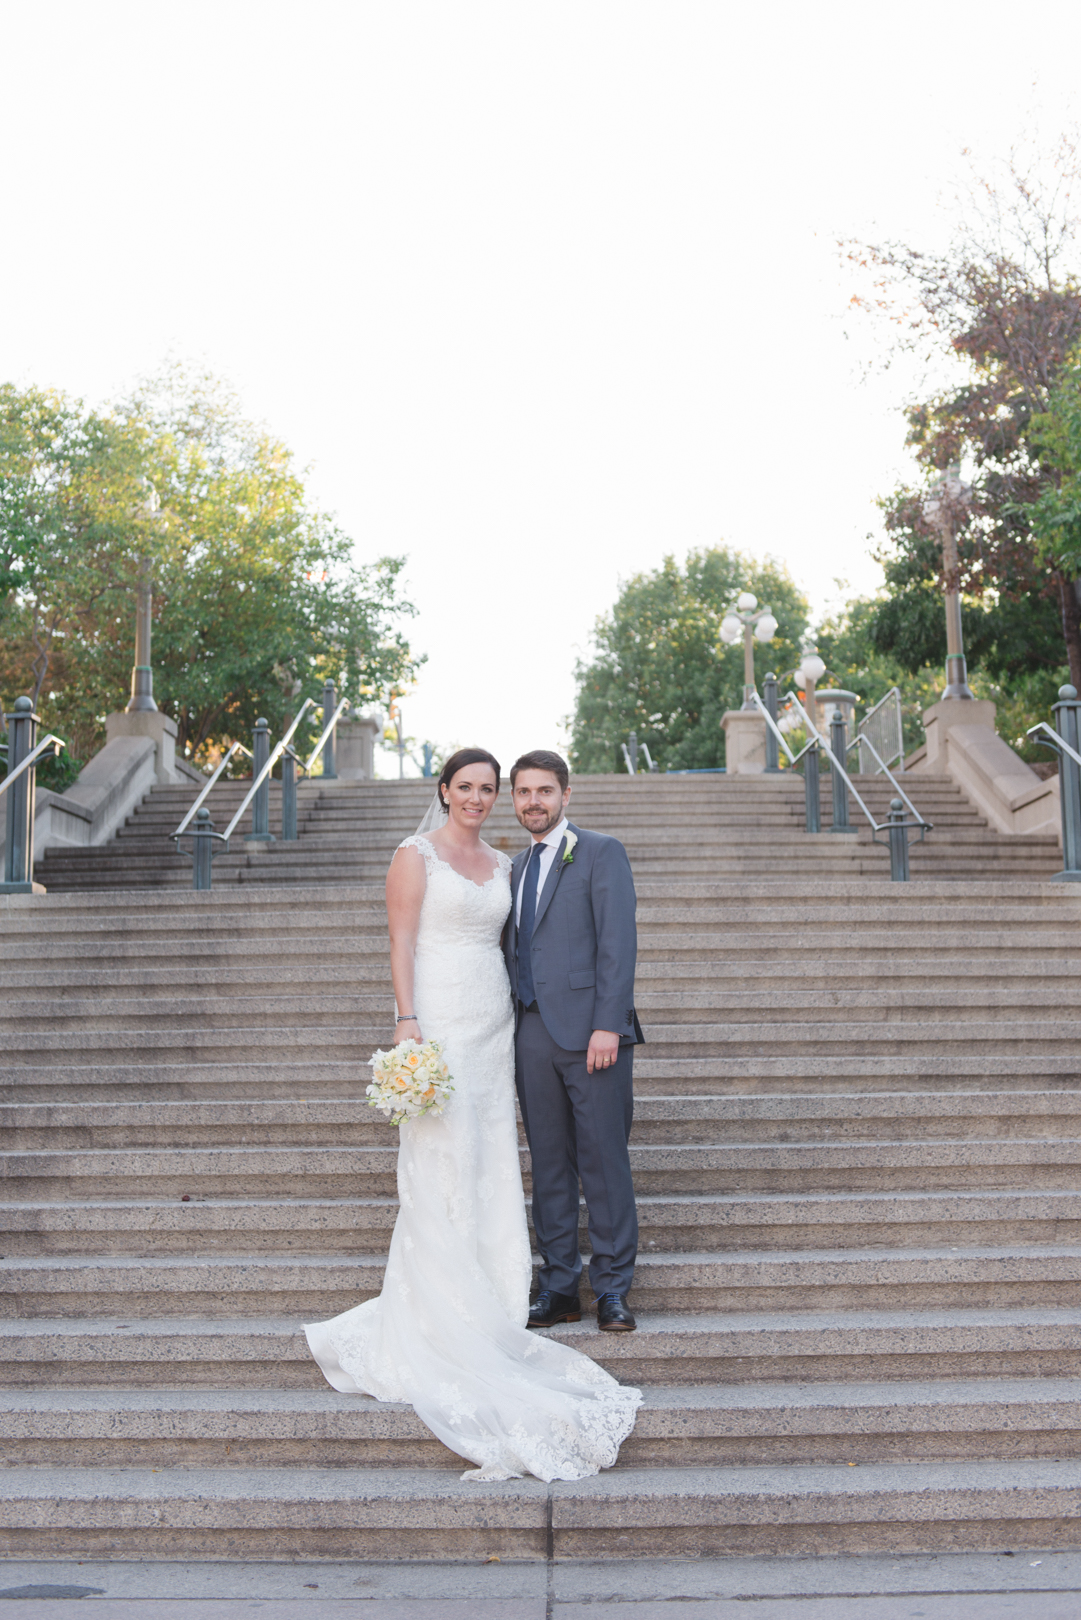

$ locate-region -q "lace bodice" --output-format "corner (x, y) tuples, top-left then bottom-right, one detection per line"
(398, 835), (512, 952)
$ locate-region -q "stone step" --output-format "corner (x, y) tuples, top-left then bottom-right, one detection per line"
(3, 1378), (1077, 1470)
(4, 1136), (1080, 1199)
(8, 875), (1078, 912)
(6, 1188), (1081, 1257)
(5, 1244), (1081, 1318)
(4, 1055), (1078, 1104)
(6, 986), (1081, 1034)
(6, 1244), (1081, 1321)
(9, 954), (1081, 994)
(4, 1307), (1081, 1388)
(4, 1456), (1080, 1559)
(16, 1016), (1080, 1068)
(8, 926), (1081, 975)
(35, 854), (1063, 891)
(44, 822), (1047, 855)
(2, 1092), (1077, 1151)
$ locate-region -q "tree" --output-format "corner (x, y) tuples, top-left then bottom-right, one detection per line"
(569, 546), (808, 773)
(0, 366), (421, 765)
(845, 137), (1081, 690)
(1028, 348), (1081, 574)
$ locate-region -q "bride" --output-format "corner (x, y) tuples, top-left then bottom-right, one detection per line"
(304, 747), (641, 1481)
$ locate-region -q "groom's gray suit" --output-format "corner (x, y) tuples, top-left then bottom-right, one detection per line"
(504, 822), (642, 1300)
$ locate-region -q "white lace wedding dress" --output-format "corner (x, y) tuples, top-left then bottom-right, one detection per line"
(304, 833), (641, 1481)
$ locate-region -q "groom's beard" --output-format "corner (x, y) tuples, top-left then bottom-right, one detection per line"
(516, 805), (562, 837)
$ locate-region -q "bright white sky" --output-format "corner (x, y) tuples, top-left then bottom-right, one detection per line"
(2, 1), (1079, 773)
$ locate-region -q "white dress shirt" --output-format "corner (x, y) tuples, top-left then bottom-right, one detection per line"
(515, 817), (569, 926)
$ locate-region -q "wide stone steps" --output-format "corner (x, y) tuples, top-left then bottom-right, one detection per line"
(5, 1456), (1081, 1560)
(6, 986), (1081, 1035)
(5, 1054), (1077, 1106)
(4, 1137), (1080, 1201)
(4, 1378), (1078, 1469)
(32, 770), (1061, 891)
(5, 1308), (1080, 1388)
(6, 1244), (1081, 1318)
(5, 1188), (1081, 1257)
(4, 1091), (1075, 1149)
(7, 781), (1081, 1560)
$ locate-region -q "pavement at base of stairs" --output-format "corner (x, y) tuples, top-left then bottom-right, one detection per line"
(0, 1553), (1079, 1617)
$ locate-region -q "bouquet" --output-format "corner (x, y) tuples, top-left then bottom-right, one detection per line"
(366, 1035), (454, 1126)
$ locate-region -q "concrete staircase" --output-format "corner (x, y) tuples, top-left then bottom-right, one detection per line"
(3, 812), (1081, 1558)
(34, 773), (1062, 891)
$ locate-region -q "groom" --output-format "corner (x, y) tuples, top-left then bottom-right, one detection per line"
(504, 749), (643, 1333)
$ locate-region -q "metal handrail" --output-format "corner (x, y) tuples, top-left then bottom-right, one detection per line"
(783, 691), (932, 835)
(170, 697), (320, 848)
(0, 734), (65, 798)
(845, 731), (925, 825)
(220, 698), (326, 843)
(748, 689), (820, 766)
(857, 685), (905, 772)
(1027, 719), (1081, 771)
(172, 741), (253, 839)
(302, 695), (350, 774)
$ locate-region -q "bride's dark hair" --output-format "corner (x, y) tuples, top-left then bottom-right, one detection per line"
(437, 748), (502, 811)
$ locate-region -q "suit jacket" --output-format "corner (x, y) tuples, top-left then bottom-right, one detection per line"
(504, 821), (644, 1053)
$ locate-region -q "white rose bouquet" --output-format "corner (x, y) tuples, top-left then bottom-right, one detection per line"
(366, 1036), (454, 1126)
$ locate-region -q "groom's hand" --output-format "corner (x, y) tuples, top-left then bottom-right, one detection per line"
(586, 1030), (620, 1074)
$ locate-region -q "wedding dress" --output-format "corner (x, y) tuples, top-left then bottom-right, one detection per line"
(304, 833), (641, 1481)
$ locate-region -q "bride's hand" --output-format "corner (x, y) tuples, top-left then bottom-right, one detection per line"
(397, 1015), (423, 1043)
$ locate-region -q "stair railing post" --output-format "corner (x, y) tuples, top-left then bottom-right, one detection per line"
(803, 742), (821, 833)
(191, 808), (216, 890)
(245, 717), (275, 842)
(628, 730), (638, 774)
(281, 748), (298, 841)
(321, 680), (338, 779)
(828, 709), (851, 833)
(887, 796), (910, 882)
(2, 696), (39, 891)
(763, 671), (780, 773)
(1052, 684), (1081, 880)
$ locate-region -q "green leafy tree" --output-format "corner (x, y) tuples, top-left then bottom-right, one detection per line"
(569, 547), (808, 773)
(845, 137), (1081, 692)
(0, 366), (421, 764)
(1028, 349), (1081, 572)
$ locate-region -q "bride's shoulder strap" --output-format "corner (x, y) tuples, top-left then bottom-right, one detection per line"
(397, 833), (438, 874)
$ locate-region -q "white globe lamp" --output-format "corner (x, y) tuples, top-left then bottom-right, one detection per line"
(753, 612), (778, 643)
(736, 591), (758, 612)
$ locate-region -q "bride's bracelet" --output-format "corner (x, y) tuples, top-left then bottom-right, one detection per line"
(396, 1013), (418, 1023)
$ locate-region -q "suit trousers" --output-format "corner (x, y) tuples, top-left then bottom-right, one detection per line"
(514, 1006), (638, 1299)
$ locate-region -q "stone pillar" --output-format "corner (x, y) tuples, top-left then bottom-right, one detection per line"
(721, 710), (768, 775)
(920, 698), (997, 770)
(105, 710), (180, 785)
(335, 713), (381, 782)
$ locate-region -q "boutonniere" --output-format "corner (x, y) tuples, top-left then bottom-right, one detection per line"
(561, 830), (578, 867)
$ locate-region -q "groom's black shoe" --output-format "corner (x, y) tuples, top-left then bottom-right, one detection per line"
(596, 1292), (636, 1332)
(527, 1290), (581, 1328)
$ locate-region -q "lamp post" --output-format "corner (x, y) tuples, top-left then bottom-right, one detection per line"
(719, 593), (779, 709)
(125, 481), (159, 714)
(794, 646), (827, 732)
(922, 463), (974, 700)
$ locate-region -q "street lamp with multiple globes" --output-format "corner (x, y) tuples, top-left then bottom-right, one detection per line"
(793, 646), (827, 731)
(125, 480), (160, 714)
(720, 592), (779, 709)
(922, 462), (974, 700)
